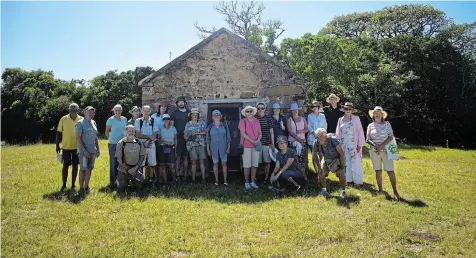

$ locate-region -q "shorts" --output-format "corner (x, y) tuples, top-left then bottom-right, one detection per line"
(189, 146), (207, 161)
(158, 145), (176, 165)
(141, 143), (157, 167)
(62, 149), (79, 166)
(280, 170), (304, 180)
(258, 145), (271, 164)
(319, 158), (344, 178)
(212, 152), (228, 164)
(370, 149), (395, 171)
(242, 148), (259, 168)
(176, 136), (188, 157)
(79, 153), (96, 171)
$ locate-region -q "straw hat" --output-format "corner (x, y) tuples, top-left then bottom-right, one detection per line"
(241, 105), (257, 116)
(369, 106), (388, 119)
(326, 93), (340, 103)
(189, 108), (200, 117)
(340, 102), (357, 113)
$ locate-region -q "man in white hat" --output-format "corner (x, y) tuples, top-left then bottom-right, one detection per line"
(56, 103), (83, 191)
(323, 93), (343, 135)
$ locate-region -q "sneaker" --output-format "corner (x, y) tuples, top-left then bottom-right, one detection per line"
(79, 188), (85, 199)
(60, 186), (67, 192)
(244, 183), (252, 190)
(319, 189), (329, 197)
(214, 182), (219, 186)
(224, 182), (229, 186)
(250, 182), (259, 189)
(340, 190), (347, 199)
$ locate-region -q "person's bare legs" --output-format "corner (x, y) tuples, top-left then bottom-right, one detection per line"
(169, 165), (175, 182)
(191, 160), (197, 181)
(199, 160), (206, 182)
(79, 171), (85, 189)
(175, 157), (182, 177)
(264, 162), (270, 181)
(154, 165), (161, 183)
(222, 163), (228, 184)
(71, 164), (78, 188)
(213, 163), (219, 184)
(287, 177), (300, 187)
(251, 167), (257, 183)
(338, 174), (346, 190)
(159, 165), (167, 183)
(244, 168), (250, 183)
(84, 170), (92, 190)
(387, 171), (400, 198)
(183, 156), (189, 179)
(375, 170), (383, 191)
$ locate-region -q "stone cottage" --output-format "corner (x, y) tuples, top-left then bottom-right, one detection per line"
(138, 27), (308, 172)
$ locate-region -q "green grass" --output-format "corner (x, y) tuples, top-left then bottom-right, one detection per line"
(2, 140), (476, 257)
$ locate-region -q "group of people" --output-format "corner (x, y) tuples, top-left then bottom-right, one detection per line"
(55, 93), (401, 200)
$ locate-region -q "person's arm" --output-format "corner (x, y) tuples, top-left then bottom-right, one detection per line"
(286, 118), (299, 139)
(115, 141), (130, 170)
(269, 117), (275, 149)
(56, 118), (63, 153)
(301, 117), (309, 134)
(270, 161), (281, 182)
(225, 124), (231, 152)
(105, 126), (111, 139)
(312, 145), (323, 174)
(322, 115), (327, 133)
(206, 126), (211, 155)
(184, 123), (190, 140)
(95, 136), (100, 157)
(307, 114), (317, 136)
(355, 116), (365, 153)
(335, 117), (342, 141)
(257, 122), (262, 142)
(336, 144), (346, 169)
(76, 133), (89, 157)
(239, 128), (255, 145)
(366, 124), (376, 147)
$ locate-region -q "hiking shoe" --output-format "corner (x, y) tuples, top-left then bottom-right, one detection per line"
(340, 191), (347, 199)
(60, 186), (67, 192)
(250, 182), (259, 189)
(244, 183), (252, 190)
(79, 188), (85, 199)
(319, 190), (329, 197)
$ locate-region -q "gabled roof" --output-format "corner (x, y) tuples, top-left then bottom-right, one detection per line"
(138, 27), (305, 87)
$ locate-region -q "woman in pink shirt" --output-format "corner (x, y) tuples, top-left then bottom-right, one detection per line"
(238, 105), (262, 190)
(335, 102), (365, 187)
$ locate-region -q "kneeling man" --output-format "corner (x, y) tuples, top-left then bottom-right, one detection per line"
(270, 135), (303, 191)
(115, 125), (146, 192)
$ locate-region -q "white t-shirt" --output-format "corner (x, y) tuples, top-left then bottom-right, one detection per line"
(367, 122), (393, 145)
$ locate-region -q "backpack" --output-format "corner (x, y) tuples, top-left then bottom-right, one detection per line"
(139, 117), (155, 131)
(121, 138), (141, 166)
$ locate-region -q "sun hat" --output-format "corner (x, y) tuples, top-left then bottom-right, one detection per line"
(272, 103), (281, 109)
(339, 102), (357, 113)
(269, 146), (279, 162)
(276, 135), (288, 144)
(129, 106), (141, 115)
(212, 110), (222, 116)
(189, 108), (200, 117)
(326, 93), (341, 103)
(289, 103), (302, 111)
(369, 106), (388, 119)
(241, 105), (257, 116)
(256, 102), (266, 107)
(84, 106), (95, 112)
(69, 103), (80, 111)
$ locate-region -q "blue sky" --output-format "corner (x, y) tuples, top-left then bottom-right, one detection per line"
(2, 1), (475, 81)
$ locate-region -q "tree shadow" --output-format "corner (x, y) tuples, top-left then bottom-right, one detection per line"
(43, 189), (82, 204)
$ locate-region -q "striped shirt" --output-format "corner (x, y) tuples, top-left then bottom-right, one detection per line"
(256, 115), (273, 146)
(367, 122), (393, 145)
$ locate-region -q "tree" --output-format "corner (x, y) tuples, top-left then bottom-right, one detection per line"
(194, 0), (284, 55)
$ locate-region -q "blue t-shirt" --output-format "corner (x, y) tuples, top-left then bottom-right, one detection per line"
(106, 116), (127, 144)
(159, 126), (177, 145)
(75, 119), (98, 154)
(151, 113), (164, 129)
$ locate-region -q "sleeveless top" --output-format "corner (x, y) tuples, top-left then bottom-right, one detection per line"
(288, 116), (305, 142)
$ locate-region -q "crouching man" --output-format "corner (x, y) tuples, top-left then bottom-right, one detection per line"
(115, 124), (146, 192)
(270, 135), (303, 191)
(312, 128), (348, 199)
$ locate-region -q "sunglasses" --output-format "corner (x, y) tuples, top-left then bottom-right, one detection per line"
(245, 110), (253, 113)
(344, 108), (353, 111)
(257, 107), (265, 110)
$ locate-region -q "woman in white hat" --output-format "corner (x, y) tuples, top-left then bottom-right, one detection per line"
(366, 106), (401, 199)
(335, 102), (365, 187)
(238, 105), (261, 189)
(184, 108), (207, 182)
(286, 103), (309, 179)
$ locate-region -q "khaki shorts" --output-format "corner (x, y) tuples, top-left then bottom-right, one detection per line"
(242, 148), (260, 168)
(189, 146), (207, 161)
(370, 149), (394, 171)
(141, 143), (157, 167)
(319, 158), (345, 178)
(259, 145), (271, 164)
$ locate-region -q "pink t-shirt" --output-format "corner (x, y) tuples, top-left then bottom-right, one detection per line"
(238, 118), (261, 148)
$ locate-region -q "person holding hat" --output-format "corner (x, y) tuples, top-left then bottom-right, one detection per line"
(286, 103), (309, 179)
(336, 102), (365, 187)
(170, 96), (190, 181)
(206, 110), (231, 185)
(323, 93), (344, 135)
(105, 104), (127, 189)
(128, 106), (141, 125)
(270, 135), (303, 191)
(255, 102), (275, 181)
(238, 105), (261, 189)
(366, 106), (401, 199)
(184, 108), (207, 182)
(307, 101), (327, 152)
(157, 114), (177, 183)
(56, 103), (83, 191)
(75, 106), (100, 198)
(270, 103), (287, 144)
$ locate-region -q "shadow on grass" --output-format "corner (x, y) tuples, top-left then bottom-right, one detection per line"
(381, 191), (428, 208)
(398, 144), (436, 152)
(43, 189), (81, 204)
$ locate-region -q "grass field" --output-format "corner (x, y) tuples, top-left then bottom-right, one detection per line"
(2, 140), (476, 257)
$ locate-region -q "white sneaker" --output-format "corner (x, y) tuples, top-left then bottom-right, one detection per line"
(250, 182), (259, 189)
(244, 183), (252, 190)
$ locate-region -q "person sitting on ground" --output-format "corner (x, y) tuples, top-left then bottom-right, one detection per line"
(115, 124), (146, 193)
(270, 135), (303, 191)
(312, 128), (348, 199)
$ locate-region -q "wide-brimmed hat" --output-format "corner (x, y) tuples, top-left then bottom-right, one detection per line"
(310, 101), (324, 113)
(176, 96), (187, 105)
(369, 106), (388, 119)
(212, 110), (222, 116)
(189, 108), (200, 117)
(272, 103), (281, 109)
(289, 103), (302, 111)
(162, 114), (171, 120)
(83, 106), (95, 112)
(276, 135), (288, 144)
(326, 93), (340, 103)
(241, 105), (257, 116)
(340, 102), (357, 113)
(129, 106), (141, 115)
